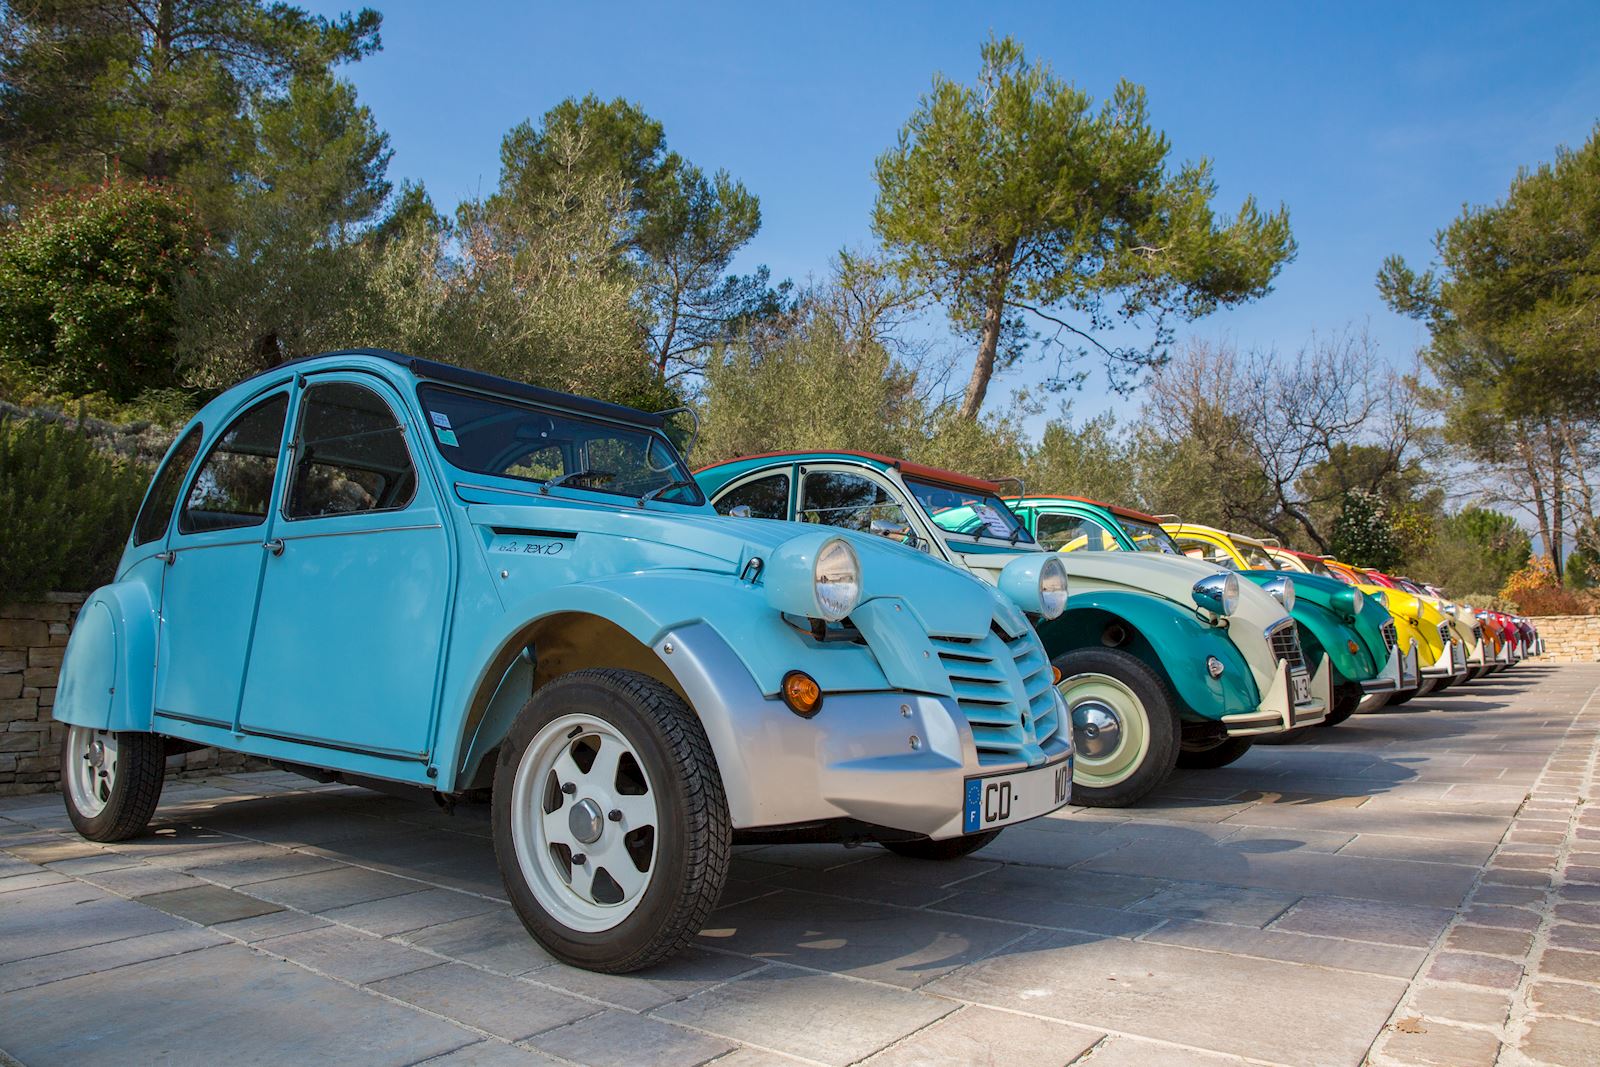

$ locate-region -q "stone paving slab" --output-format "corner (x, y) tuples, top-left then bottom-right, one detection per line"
(0, 663), (1595, 1066)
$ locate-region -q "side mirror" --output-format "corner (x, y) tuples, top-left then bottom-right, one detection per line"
(728, 505), (753, 519)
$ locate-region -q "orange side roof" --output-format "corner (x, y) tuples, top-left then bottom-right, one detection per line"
(699, 449), (1003, 495)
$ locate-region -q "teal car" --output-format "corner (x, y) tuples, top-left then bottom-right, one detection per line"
(696, 453), (1328, 809)
(52, 350), (1074, 973)
(1014, 502), (1404, 727)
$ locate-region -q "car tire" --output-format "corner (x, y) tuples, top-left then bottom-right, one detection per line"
(1355, 692), (1391, 714)
(1432, 676), (1457, 693)
(61, 725), (166, 842)
(492, 668), (730, 973)
(1318, 682), (1363, 727)
(883, 830), (1001, 861)
(1387, 686), (1422, 706)
(1054, 647), (1179, 808)
(1176, 737), (1254, 769)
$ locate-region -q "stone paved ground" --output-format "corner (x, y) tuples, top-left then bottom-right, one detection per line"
(1, 664), (1597, 1067)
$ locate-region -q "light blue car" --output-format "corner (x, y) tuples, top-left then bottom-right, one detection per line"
(53, 349), (1072, 972)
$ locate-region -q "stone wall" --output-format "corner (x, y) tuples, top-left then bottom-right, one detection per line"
(1527, 615), (1600, 664)
(1, 594), (266, 796)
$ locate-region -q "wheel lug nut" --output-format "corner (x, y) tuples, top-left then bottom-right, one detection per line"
(560, 782), (576, 795)
(607, 809), (622, 822)
(572, 853), (586, 865)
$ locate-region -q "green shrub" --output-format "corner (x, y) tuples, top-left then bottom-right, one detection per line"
(1454, 593), (1522, 613)
(0, 415), (152, 601)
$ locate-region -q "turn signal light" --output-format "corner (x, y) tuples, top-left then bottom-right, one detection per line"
(781, 670), (823, 717)
(1052, 666), (1063, 684)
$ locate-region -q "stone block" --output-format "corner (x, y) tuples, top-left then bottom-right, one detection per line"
(22, 667), (56, 688)
(0, 676), (20, 700)
(0, 619), (47, 646)
(1519, 1017), (1600, 1067)
(1424, 951), (1524, 989)
(1374, 1018), (1500, 1067)
(369, 963), (595, 1042)
(528, 1010), (736, 1067)
(27, 646), (63, 669)
(0, 649), (24, 672)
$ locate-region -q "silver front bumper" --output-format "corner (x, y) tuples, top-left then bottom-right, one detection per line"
(1422, 637), (1467, 679)
(1219, 656), (1331, 736)
(659, 623), (1072, 841)
(1360, 643), (1406, 693)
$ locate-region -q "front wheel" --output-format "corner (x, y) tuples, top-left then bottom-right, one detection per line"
(883, 830), (1001, 861)
(1177, 737), (1253, 769)
(1318, 682), (1363, 727)
(61, 725), (166, 842)
(492, 669), (730, 973)
(1054, 647), (1179, 808)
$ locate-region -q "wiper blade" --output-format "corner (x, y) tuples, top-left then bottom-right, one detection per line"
(543, 469), (613, 491)
(638, 478), (693, 506)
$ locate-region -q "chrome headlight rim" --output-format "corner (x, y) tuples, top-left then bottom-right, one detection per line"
(1038, 556), (1068, 620)
(812, 537), (861, 622)
(1192, 572), (1240, 617)
(1264, 575), (1296, 613)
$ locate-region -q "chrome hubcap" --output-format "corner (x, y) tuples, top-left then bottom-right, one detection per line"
(65, 725), (118, 818)
(1072, 701), (1124, 759)
(568, 797), (605, 845)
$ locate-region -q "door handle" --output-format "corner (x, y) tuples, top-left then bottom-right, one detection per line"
(263, 538), (285, 556)
(154, 551), (175, 565)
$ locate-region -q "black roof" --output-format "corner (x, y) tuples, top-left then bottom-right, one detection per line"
(272, 348), (666, 428)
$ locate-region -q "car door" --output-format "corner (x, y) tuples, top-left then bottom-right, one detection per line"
(797, 466), (932, 549)
(237, 375), (450, 762)
(154, 388), (291, 729)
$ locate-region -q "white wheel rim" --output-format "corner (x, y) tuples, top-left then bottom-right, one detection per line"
(510, 713), (660, 933)
(66, 725), (118, 818)
(1059, 673), (1151, 788)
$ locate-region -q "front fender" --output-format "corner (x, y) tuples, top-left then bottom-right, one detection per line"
(1036, 590), (1259, 722)
(1291, 600), (1376, 682)
(54, 582), (158, 733)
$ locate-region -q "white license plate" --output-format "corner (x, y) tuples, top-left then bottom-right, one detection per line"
(1291, 671), (1312, 705)
(1451, 642), (1465, 669)
(963, 756), (1072, 833)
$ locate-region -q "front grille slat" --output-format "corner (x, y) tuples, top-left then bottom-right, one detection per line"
(1380, 620), (1397, 652)
(1268, 622), (1307, 674)
(928, 617), (1059, 766)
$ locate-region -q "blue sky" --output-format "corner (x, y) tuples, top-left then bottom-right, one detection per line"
(307, 1), (1600, 433)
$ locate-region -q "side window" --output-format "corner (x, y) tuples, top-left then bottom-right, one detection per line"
(178, 394), (288, 534)
(1038, 514), (1116, 552)
(286, 382), (417, 519)
(132, 424), (203, 545)
(715, 473), (790, 519)
(1176, 536), (1236, 569)
(800, 471), (908, 533)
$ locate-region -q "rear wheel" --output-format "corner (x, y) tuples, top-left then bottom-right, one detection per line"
(61, 726), (165, 842)
(1177, 737), (1253, 769)
(493, 669), (730, 973)
(884, 830), (1001, 861)
(1054, 647), (1179, 808)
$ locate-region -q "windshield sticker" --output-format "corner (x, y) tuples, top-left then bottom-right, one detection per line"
(430, 410), (452, 429)
(435, 427), (459, 447)
(972, 504), (1012, 537)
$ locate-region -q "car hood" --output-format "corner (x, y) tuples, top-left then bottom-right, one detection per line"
(457, 487), (1009, 638)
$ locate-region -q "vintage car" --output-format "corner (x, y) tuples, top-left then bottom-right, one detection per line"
(1362, 569), (1481, 691)
(1319, 559), (1467, 703)
(1268, 546), (1425, 696)
(53, 350), (1075, 973)
(1159, 523), (1405, 724)
(694, 454), (1326, 809)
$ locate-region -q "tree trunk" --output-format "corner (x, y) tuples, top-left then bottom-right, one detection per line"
(147, 0), (176, 180)
(959, 247), (1015, 420)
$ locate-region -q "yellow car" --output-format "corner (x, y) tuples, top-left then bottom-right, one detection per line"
(1314, 558), (1468, 702)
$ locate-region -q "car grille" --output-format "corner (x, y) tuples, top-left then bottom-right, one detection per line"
(1438, 621), (1452, 646)
(1267, 620), (1307, 674)
(928, 620), (1059, 767)
(1473, 623), (1484, 643)
(1380, 620), (1397, 652)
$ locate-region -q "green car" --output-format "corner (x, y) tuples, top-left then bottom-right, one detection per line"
(694, 453), (1329, 808)
(1011, 501), (1405, 727)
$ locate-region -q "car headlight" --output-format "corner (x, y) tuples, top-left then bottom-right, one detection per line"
(1264, 575), (1295, 612)
(765, 532), (862, 622)
(1192, 572), (1239, 617)
(812, 538), (861, 621)
(998, 555), (1069, 620)
(1370, 589), (1385, 608)
(1332, 587), (1365, 617)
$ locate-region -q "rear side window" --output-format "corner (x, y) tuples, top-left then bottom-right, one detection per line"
(715, 473), (790, 519)
(132, 425), (203, 545)
(799, 471), (900, 532)
(1038, 513), (1118, 552)
(286, 382), (417, 519)
(178, 394), (289, 534)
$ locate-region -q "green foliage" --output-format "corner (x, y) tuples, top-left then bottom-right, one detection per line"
(874, 34), (1294, 417)
(1329, 489), (1404, 571)
(488, 95), (784, 379)
(0, 415), (152, 600)
(0, 1), (383, 236)
(0, 180), (205, 400)
(1453, 593), (1522, 613)
(1566, 547), (1597, 590)
(1023, 413), (1137, 503)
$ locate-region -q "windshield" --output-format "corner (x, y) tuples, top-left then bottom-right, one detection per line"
(904, 478), (1033, 544)
(1231, 539), (1279, 570)
(417, 385), (703, 506)
(1119, 517), (1182, 555)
